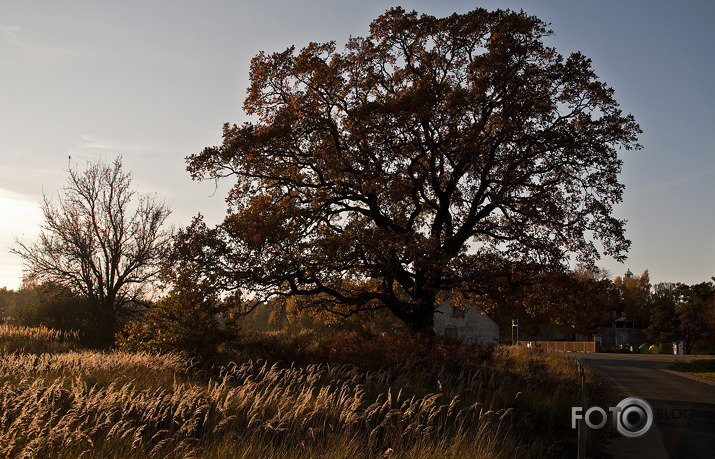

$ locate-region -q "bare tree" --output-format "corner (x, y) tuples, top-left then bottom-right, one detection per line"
(13, 157), (172, 346)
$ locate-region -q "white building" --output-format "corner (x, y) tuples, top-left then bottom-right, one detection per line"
(433, 297), (499, 346)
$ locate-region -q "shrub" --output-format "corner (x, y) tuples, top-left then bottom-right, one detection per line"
(116, 287), (241, 360)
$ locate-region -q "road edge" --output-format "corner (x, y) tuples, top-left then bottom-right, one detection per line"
(661, 368), (715, 387)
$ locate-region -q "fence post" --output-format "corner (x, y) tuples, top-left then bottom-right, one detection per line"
(577, 359), (587, 459)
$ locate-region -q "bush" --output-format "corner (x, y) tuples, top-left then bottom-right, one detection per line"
(116, 286), (241, 360)
(12, 281), (105, 347)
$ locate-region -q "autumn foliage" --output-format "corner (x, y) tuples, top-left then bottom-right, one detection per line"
(184, 7), (641, 333)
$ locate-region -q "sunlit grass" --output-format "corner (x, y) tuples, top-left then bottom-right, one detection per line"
(0, 323), (79, 354)
(0, 325), (585, 458)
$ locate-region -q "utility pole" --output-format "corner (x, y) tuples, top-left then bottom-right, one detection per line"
(512, 319), (519, 345)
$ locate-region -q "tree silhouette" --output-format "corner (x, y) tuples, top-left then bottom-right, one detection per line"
(186, 7), (641, 334)
(13, 157), (171, 346)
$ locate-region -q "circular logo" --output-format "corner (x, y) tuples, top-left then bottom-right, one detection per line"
(615, 397), (653, 438)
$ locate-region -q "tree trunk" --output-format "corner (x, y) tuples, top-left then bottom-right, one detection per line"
(390, 297), (437, 337)
(95, 299), (117, 349)
(409, 307), (436, 336)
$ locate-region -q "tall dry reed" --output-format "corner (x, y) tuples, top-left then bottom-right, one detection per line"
(0, 324), (79, 354)
(0, 326), (581, 458)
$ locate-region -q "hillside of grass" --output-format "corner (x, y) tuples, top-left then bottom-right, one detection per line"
(0, 325), (590, 458)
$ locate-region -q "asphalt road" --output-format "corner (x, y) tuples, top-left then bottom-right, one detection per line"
(576, 353), (715, 459)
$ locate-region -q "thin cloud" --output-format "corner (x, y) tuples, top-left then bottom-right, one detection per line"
(75, 134), (172, 156)
(72, 134), (184, 196)
(1, 25), (25, 47)
(0, 24), (89, 61)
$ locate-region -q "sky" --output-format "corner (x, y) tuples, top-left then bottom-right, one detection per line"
(1, 0), (714, 290)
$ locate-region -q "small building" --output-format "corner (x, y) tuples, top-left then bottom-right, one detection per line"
(593, 266), (647, 348)
(433, 297), (499, 345)
(594, 314), (647, 348)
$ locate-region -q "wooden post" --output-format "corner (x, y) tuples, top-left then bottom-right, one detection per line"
(577, 360), (587, 459)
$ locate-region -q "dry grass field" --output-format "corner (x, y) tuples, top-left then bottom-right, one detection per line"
(0, 325), (586, 458)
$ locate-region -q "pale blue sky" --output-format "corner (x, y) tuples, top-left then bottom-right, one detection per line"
(1, 0), (714, 289)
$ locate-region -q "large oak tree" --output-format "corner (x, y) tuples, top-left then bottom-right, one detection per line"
(185, 7), (641, 334)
